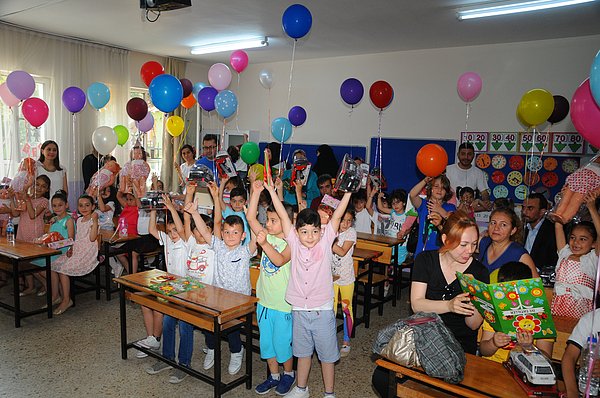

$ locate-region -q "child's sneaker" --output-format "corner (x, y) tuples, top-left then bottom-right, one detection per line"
(340, 344), (351, 357)
(168, 368), (188, 384)
(135, 350), (148, 359)
(276, 373), (296, 395)
(228, 347), (244, 375)
(286, 386), (310, 398)
(145, 361), (172, 375)
(203, 349), (215, 370)
(137, 335), (160, 350)
(255, 374), (279, 394)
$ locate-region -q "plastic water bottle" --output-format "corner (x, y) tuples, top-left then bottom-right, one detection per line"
(578, 336), (600, 396)
(118, 218), (128, 238)
(6, 218), (15, 244)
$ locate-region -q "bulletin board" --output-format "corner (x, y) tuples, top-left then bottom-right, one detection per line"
(258, 142), (367, 170)
(368, 138), (457, 193)
(462, 131), (588, 202)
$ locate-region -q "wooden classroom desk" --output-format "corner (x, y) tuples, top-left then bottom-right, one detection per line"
(352, 247), (383, 329)
(376, 353), (530, 398)
(356, 232), (405, 305)
(115, 270), (259, 397)
(98, 231), (140, 300)
(0, 240), (60, 327)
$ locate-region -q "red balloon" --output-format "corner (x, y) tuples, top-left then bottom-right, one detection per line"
(140, 61), (164, 87)
(22, 97), (49, 128)
(416, 144), (448, 177)
(369, 80), (393, 110)
(126, 97), (148, 121)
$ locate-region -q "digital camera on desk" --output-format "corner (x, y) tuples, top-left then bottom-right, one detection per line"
(139, 191), (168, 210)
(334, 154), (364, 193)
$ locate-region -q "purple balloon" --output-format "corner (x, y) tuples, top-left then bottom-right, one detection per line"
(288, 106), (307, 127)
(135, 111), (154, 133)
(340, 78), (364, 106)
(198, 86), (218, 112)
(62, 86), (86, 114)
(180, 78), (193, 98)
(7, 70), (35, 100)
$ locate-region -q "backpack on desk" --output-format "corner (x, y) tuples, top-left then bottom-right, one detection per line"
(373, 312), (466, 384)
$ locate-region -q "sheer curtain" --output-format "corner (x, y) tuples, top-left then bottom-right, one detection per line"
(0, 23), (129, 207)
(163, 57), (187, 192)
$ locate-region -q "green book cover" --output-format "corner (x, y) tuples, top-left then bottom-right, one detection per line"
(456, 272), (556, 340)
(148, 276), (205, 296)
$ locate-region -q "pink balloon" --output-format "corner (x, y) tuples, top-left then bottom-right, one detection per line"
(0, 83), (19, 107)
(230, 50), (249, 74)
(457, 72), (482, 103)
(7, 70), (35, 100)
(135, 111), (154, 133)
(571, 78), (600, 148)
(208, 63), (232, 91)
(22, 97), (49, 128)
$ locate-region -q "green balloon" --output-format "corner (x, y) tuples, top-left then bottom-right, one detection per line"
(240, 141), (260, 164)
(114, 125), (129, 146)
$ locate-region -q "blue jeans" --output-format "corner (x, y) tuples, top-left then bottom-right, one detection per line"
(204, 329), (242, 353)
(162, 315), (194, 367)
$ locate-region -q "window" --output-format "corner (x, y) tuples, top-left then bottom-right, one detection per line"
(0, 72), (50, 179)
(129, 88), (164, 178)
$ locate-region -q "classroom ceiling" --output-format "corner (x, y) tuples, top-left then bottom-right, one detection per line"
(0, 0), (599, 65)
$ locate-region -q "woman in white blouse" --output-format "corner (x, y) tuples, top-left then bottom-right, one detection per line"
(36, 140), (68, 197)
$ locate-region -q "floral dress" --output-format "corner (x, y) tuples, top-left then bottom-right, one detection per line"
(52, 217), (98, 276)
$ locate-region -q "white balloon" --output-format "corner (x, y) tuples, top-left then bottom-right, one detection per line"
(259, 69), (273, 89)
(92, 126), (118, 155)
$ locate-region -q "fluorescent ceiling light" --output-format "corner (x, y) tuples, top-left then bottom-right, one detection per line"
(457, 0), (595, 20)
(191, 37), (268, 55)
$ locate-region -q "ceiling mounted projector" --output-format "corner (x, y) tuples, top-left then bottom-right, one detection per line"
(140, 0), (191, 12)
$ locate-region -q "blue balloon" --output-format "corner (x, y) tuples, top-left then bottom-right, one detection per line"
(87, 82), (110, 110)
(340, 78), (364, 106)
(288, 106), (307, 127)
(215, 90), (238, 119)
(271, 117), (293, 143)
(282, 4), (312, 40)
(192, 82), (207, 100)
(591, 49), (600, 107)
(198, 86), (218, 112)
(149, 74), (183, 113)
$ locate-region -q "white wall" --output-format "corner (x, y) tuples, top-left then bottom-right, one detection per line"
(222, 34), (599, 157)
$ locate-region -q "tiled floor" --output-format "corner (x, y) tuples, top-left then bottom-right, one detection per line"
(0, 278), (411, 397)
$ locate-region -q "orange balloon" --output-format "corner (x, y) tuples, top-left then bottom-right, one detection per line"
(181, 93), (196, 109)
(416, 144), (448, 177)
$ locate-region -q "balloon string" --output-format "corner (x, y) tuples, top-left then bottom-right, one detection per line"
(287, 40), (297, 110)
(377, 110), (383, 178)
(268, 89), (272, 134)
(465, 103), (471, 132)
(72, 113), (77, 198)
(221, 120), (226, 151)
(348, 107), (354, 158)
(236, 73), (241, 134)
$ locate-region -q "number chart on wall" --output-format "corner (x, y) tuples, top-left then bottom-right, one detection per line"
(461, 132), (590, 202)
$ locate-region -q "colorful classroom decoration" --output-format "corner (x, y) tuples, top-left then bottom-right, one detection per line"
(192, 82), (207, 99)
(240, 141), (260, 164)
(62, 86), (86, 114)
(288, 105), (306, 127)
(6, 70), (35, 100)
(148, 74), (183, 113)
(166, 115), (184, 137)
(230, 50), (249, 74)
(591, 49), (600, 106)
(198, 86), (217, 112)
(457, 272), (556, 339)
(87, 82), (110, 110)
(113, 125), (129, 146)
(517, 88), (554, 127)
(519, 131), (550, 153)
(258, 69), (273, 89)
(571, 78), (600, 148)
(456, 72), (482, 103)
(282, 4), (313, 40)
(140, 61), (164, 87)
(21, 97), (49, 128)
(340, 78), (364, 107)
(416, 144), (448, 177)
(179, 78), (193, 98)
(135, 111), (154, 133)
(489, 132), (518, 152)
(214, 90), (238, 119)
(91, 126), (117, 155)
(271, 117), (293, 143)
(547, 95), (570, 125)
(550, 132), (584, 155)
(369, 80), (393, 110)
(0, 82), (19, 107)
(126, 97), (148, 121)
(180, 94), (196, 109)
(208, 63), (232, 91)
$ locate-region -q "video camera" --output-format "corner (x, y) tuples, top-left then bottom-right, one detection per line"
(139, 191), (169, 210)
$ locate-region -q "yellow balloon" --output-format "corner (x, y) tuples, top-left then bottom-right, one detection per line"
(249, 164), (265, 181)
(166, 115), (184, 137)
(518, 89), (554, 127)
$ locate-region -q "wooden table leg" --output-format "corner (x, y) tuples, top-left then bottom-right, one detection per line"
(13, 258), (20, 328)
(364, 260), (373, 329)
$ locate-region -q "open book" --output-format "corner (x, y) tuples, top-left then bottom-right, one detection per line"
(456, 272), (556, 340)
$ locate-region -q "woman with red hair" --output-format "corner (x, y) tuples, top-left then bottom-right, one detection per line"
(410, 210), (489, 354)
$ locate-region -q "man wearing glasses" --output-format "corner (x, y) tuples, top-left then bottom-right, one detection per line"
(195, 134), (219, 181)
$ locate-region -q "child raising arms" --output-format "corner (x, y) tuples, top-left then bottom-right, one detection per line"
(247, 180), (296, 395)
(552, 189), (600, 318)
(265, 180), (352, 398)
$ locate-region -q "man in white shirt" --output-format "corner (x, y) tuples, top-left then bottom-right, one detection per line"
(445, 142), (491, 209)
